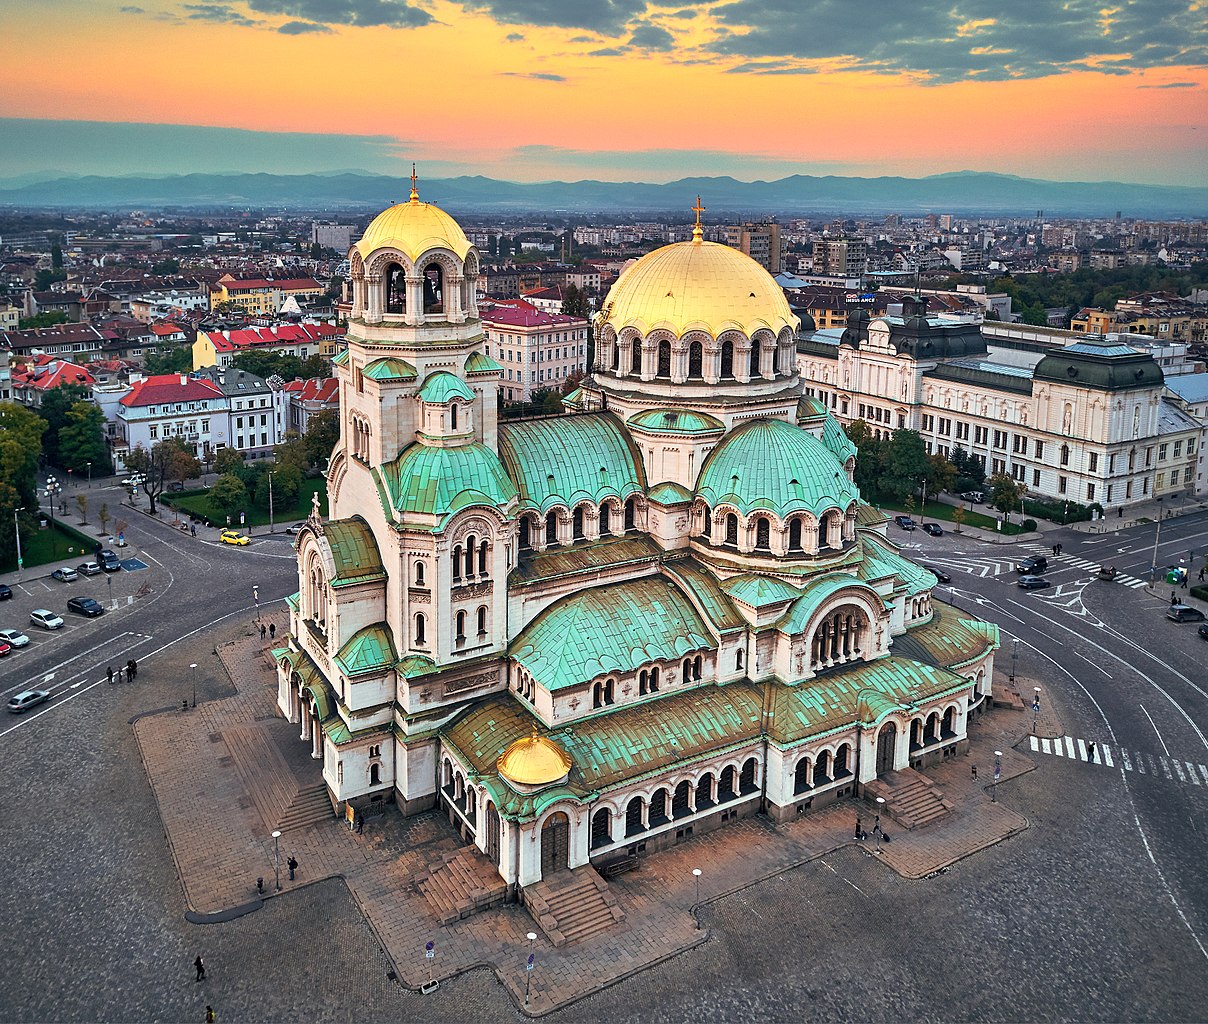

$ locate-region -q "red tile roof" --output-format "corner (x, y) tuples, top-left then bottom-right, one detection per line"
(119, 375), (224, 407)
(480, 301), (582, 329)
(217, 276), (321, 293)
(199, 321), (341, 353)
(281, 377), (340, 403)
(11, 358), (96, 391)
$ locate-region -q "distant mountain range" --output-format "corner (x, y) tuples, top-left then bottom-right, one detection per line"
(0, 169), (1204, 217)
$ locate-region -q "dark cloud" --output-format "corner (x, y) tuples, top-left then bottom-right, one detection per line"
(462, 0), (646, 33)
(502, 71), (568, 81)
(182, 3), (258, 25)
(628, 22), (674, 50)
(589, 46), (628, 56)
(247, 0), (432, 28)
(119, 5), (145, 12)
(278, 19), (332, 32)
(706, 0), (1208, 82)
(505, 31), (524, 40)
(1139, 80), (1198, 88)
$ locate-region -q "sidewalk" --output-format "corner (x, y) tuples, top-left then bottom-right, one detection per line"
(131, 618), (1054, 1015)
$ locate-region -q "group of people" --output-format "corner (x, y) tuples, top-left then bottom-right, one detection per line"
(106, 660), (138, 685)
(258, 622), (277, 642)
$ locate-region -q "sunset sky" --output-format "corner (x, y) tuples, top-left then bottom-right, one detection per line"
(2, 0), (1205, 185)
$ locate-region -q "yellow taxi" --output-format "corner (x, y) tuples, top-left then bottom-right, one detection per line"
(219, 529), (250, 546)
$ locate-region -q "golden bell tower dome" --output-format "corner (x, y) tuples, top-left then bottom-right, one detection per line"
(497, 726), (573, 788)
(352, 165), (474, 264)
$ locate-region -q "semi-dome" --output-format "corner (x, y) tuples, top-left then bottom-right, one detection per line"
(352, 178), (473, 263)
(599, 237), (798, 338)
(497, 726), (572, 787)
(696, 418), (859, 518)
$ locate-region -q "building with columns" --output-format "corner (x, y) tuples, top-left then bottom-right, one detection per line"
(275, 185), (998, 891)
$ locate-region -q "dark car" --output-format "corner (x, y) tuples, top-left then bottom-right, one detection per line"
(1198, 623), (1208, 640)
(923, 564), (952, 584)
(99, 550), (121, 573)
(1017, 555), (1048, 574)
(66, 596), (105, 618)
(1167, 604), (1206, 623)
(922, 522), (944, 537)
(893, 515), (916, 531)
(0, 583), (11, 600)
(1017, 575), (1050, 590)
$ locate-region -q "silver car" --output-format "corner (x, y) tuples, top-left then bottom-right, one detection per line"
(7, 689), (50, 713)
(0, 629), (30, 647)
(30, 609), (65, 630)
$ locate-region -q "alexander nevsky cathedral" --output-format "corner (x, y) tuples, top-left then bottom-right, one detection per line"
(275, 180), (999, 889)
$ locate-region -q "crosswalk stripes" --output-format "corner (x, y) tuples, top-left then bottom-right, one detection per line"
(1054, 552), (1147, 588)
(1030, 735), (1208, 787)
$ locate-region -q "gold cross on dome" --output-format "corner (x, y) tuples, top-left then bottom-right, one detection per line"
(692, 195), (705, 228)
(409, 163), (419, 202)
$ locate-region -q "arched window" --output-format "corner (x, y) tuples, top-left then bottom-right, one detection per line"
(736, 648), (745, 671)
(414, 612), (427, 646)
(370, 762), (381, 786)
(599, 504), (612, 536)
(593, 681), (602, 709)
(604, 678), (615, 705)
(545, 511), (558, 544)
(519, 518), (531, 550)
(724, 513), (739, 547)
(754, 517), (771, 551)
(572, 506), (584, 540)
(788, 518), (803, 552)
(817, 516), (829, 550)
(697, 503), (711, 537)
(639, 669), (648, 695)
(611, 343), (620, 371)
(422, 262), (444, 313)
(657, 340), (672, 378)
(386, 262), (406, 314)
(450, 403), (458, 430)
(650, 666), (660, 692)
(452, 545), (462, 581)
(464, 535), (476, 578)
(794, 757), (811, 794)
(414, 559), (426, 586)
(688, 341), (704, 379)
(740, 757), (757, 792)
(625, 797), (645, 837)
(455, 610), (466, 641)
(476, 606), (487, 635)
(590, 807), (612, 849)
(720, 340), (734, 379)
(693, 655), (702, 680)
(624, 498), (637, 531)
(749, 340), (760, 377)
(630, 337), (641, 375)
(478, 540), (488, 576)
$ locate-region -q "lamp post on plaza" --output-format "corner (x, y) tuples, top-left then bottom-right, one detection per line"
(1009, 639), (1018, 687)
(253, 585), (260, 623)
(268, 471), (275, 534)
(272, 829), (282, 891)
(524, 931), (537, 1005)
(190, 663), (198, 708)
(874, 796), (886, 853)
(1149, 496), (1164, 587)
(45, 476), (61, 556)
(692, 867), (702, 928)
(1032, 686), (1041, 733)
(13, 507), (24, 583)
(86, 461), (92, 489)
(993, 751), (1003, 802)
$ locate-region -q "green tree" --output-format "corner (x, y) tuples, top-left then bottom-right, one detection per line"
(232, 350), (304, 381)
(925, 452), (957, 496)
(144, 346), (193, 375)
(208, 473), (247, 518)
(99, 503), (110, 536)
(952, 505), (966, 534)
(58, 400), (112, 476)
(151, 258), (180, 275)
(124, 437), (193, 514)
(0, 482), (28, 571)
(18, 310), (69, 330)
(37, 383), (87, 467)
(51, 243), (63, 270)
(303, 409), (339, 468)
(213, 446), (245, 476)
(488, 233), (498, 256)
(75, 493), (88, 523)
(881, 429), (930, 502)
(256, 462), (302, 509)
(987, 472), (1023, 514)
(300, 353), (330, 379)
(273, 433), (309, 475)
(0, 402), (47, 510)
(562, 284), (590, 319)
(165, 447), (201, 488)
(33, 268), (66, 291)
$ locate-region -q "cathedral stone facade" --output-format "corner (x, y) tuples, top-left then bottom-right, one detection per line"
(276, 188), (999, 889)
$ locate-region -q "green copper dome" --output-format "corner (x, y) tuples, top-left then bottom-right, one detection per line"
(417, 370), (475, 403)
(695, 417), (859, 518)
(627, 408), (725, 435)
(382, 441), (517, 521)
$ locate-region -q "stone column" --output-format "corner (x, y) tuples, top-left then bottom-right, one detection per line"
(311, 716), (322, 759)
(406, 277), (423, 325)
(365, 276), (383, 324)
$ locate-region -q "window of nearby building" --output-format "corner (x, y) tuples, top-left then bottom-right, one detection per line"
(1185, 467), (1194, 484)
(1058, 475), (1067, 494)
(1088, 452), (1098, 472)
(1159, 443), (1168, 460)
(1034, 440), (1044, 459)
(939, 417), (951, 436)
(1032, 469), (1041, 487)
(974, 426), (988, 445)
(1174, 441), (1183, 458)
(993, 430), (1007, 449)
(1157, 472), (1165, 489)
(1087, 483), (1096, 500)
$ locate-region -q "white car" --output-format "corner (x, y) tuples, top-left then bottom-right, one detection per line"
(122, 475), (145, 487)
(0, 629), (30, 647)
(30, 609), (65, 630)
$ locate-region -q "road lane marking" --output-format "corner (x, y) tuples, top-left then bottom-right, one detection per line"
(1139, 703), (1172, 756)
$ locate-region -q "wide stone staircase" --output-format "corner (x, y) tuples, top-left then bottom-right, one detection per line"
(414, 846), (509, 925)
(523, 867), (624, 947)
(865, 767), (953, 830)
(221, 723), (333, 834)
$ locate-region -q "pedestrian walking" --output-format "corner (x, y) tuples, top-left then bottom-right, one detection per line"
(356, 815), (364, 835)
(194, 955), (205, 982)
(107, 666), (114, 686)
(1182, 574), (1189, 589)
(205, 1007), (215, 1024)
(1088, 741), (1097, 762)
(854, 814), (862, 840)
(1199, 567), (1205, 582)
(287, 855), (298, 881)
(260, 623), (267, 641)
(117, 666), (124, 683)
(126, 659), (135, 682)
(190, 523), (197, 538)
(269, 623), (276, 640)
(130, 659), (138, 681)
(971, 764), (978, 780)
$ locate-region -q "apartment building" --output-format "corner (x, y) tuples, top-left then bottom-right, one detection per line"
(480, 300), (589, 402)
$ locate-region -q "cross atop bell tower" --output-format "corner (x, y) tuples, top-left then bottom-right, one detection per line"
(409, 163), (420, 203)
(692, 195), (706, 243)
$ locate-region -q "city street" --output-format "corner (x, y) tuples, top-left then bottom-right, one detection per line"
(1, 497), (1207, 1021)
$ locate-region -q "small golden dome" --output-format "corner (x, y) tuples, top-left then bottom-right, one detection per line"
(353, 174), (473, 264)
(497, 725), (573, 787)
(599, 237), (797, 339)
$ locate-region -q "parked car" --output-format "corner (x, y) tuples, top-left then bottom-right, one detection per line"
(923, 564), (952, 584)
(0, 583), (11, 600)
(0, 640), (10, 657)
(893, 515), (916, 531)
(284, 523), (306, 535)
(77, 561), (103, 576)
(922, 522), (944, 537)
(1167, 604), (1206, 623)
(219, 530), (250, 546)
(1017, 575), (1050, 590)
(961, 491), (986, 504)
(1198, 623), (1208, 640)
(7, 689), (50, 713)
(67, 596), (105, 618)
(0, 628), (31, 648)
(99, 550), (122, 572)
(51, 567), (79, 582)
(1016, 555), (1048, 574)
(30, 609), (65, 630)
(121, 474), (145, 487)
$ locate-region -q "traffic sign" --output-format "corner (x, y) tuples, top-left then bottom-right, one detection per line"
(527, 954), (535, 971)
(425, 941), (435, 959)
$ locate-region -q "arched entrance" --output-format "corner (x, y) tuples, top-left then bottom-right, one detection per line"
(876, 722), (897, 776)
(485, 801), (501, 867)
(540, 811), (570, 875)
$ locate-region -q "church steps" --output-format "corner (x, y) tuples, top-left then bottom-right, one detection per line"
(524, 868), (624, 947)
(415, 846), (508, 925)
(866, 769), (951, 831)
(275, 783), (334, 832)
(221, 724), (297, 833)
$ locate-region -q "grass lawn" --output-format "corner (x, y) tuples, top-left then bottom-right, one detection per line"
(3, 519), (106, 573)
(875, 498), (1032, 536)
(165, 478), (328, 528)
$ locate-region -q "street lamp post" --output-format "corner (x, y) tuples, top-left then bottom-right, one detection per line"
(107, 572), (114, 609)
(253, 585), (260, 623)
(268, 471), (275, 534)
(190, 662), (198, 708)
(12, 507), (24, 583)
(87, 462), (92, 489)
(1009, 639), (1018, 687)
(524, 931), (537, 1005)
(1149, 497), (1164, 587)
(45, 475), (61, 556)
(1032, 686), (1041, 733)
(692, 867), (702, 928)
(874, 796), (886, 853)
(272, 829), (282, 891)
(993, 751), (1003, 801)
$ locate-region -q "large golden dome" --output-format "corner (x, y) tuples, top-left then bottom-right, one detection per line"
(599, 236), (797, 339)
(352, 177), (473, 263)
(497, 726), (573, 787)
